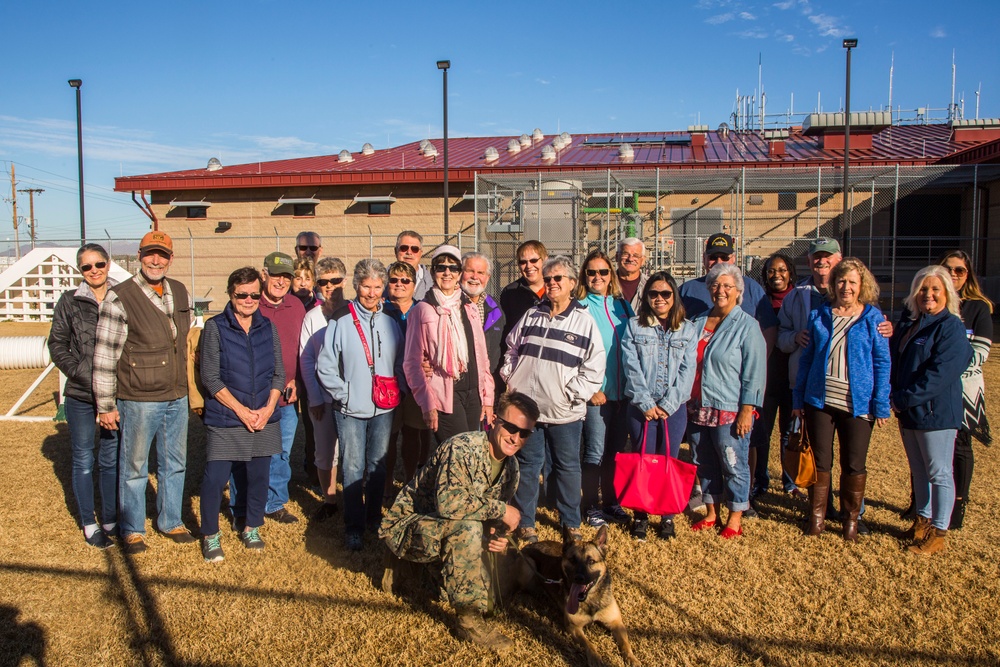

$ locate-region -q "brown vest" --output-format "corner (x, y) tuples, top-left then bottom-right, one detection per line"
(113, 277), (190, 402)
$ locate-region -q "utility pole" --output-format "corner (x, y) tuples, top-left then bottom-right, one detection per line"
(17, 188), (43, 249)
(9, 165), (20, 260)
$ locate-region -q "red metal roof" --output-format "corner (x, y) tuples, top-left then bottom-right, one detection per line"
(114, 124), (987, 192)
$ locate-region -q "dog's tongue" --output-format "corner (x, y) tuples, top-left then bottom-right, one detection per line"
(566, 584), (585, 615)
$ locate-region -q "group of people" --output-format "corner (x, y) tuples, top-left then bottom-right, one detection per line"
(49, 226), (991, 646)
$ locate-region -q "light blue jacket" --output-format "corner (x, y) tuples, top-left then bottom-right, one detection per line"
(692, 307), (766, 411)
(317, 299), (406, 419)
(580, 292), (633, 400)
(621, 317), (698, 416)
(793, 303), (892, 419)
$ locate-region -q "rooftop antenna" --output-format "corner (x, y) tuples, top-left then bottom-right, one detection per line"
(758, 53), (763, 132)
(950, 50), (957, 121)
(976, 82), (981, 119)
(817, 91), (821, 114)
(888, 51), (894, 113)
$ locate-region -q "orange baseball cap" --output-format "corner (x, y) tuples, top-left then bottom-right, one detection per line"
(139, 231), (174, 255)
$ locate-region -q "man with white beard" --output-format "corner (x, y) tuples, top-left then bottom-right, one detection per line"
(461, 252), (505, 398)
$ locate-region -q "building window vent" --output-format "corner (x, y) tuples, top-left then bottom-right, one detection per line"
(748, 195), (764, 205)
(778, 192), (797, 210)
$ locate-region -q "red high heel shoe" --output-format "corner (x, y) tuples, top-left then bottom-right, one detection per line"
(691, 518), (717, 531)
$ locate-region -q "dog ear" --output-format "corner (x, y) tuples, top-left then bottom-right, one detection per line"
(562, 525), (580, 545)
(594, 524), (608, 549)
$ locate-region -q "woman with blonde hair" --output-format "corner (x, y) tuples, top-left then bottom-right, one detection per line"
(890, 265), (973, 555)
(792, 258), (891, 541)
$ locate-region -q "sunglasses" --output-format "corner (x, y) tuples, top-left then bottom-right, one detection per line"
(946, 266), (968, 276)
(388, 277), (413, 285)
(433, 264), (461, 274)
(518, 257), (541, 266)
(397, 245), (421, 254)
(496, 417), (534, 439)
(648, 289), (673, 300)
(297, 245), (319, 252)
(543, 275), (568, 284)
(586, 269), (611, 277)
(316, 277), (344, 287)
(79, 262), (108, 272)
(234, 292), (262, 301)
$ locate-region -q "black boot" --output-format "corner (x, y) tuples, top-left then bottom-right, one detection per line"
(950, 499), (968, 530)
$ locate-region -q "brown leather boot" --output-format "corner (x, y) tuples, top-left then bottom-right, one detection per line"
(456, 608), (514, 654)
(909, 528), (948, 555)
(840, 473), (867, 542)
(904, 516), (932, 543)
(805, 471), (831, 536)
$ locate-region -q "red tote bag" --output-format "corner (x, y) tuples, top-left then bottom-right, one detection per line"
(614, 420), (697, 516)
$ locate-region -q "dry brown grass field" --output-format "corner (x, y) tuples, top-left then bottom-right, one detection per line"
(0, 321), (997, 666)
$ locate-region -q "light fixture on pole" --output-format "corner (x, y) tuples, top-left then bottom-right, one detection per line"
(436, 60), (450, 241)
(842, 38), (857, 256)
(68, 79), (86, 244)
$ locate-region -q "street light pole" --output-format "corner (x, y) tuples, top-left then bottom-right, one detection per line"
(68, 79), (86, 244)
(842, 39), (857, 256)
(437, 60), (450, 242)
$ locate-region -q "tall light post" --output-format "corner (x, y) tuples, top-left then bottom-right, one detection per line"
(68, 79), (86, 244)
(842, 39), (857, 256)
(436, 60), (450, 241)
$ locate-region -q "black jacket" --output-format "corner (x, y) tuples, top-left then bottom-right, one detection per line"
(499, 277), (543, 345)
(48, 280), (116, 403)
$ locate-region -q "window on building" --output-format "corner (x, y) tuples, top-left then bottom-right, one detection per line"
(187, 206), (208, 219)
(778, 192), (797, 211)
(293, 203), (316, 217)
(369, 202), (392, 215)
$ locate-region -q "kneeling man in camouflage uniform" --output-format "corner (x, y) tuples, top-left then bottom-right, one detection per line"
(379, 391), (539, 652)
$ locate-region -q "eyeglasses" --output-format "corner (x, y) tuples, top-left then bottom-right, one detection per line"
(297, 245), (319, 252)
(765, 267), (789, 275)
(397, 245), (421, 254)
(433, 264), (461, 274)
(388, 277), (413, 285)
(647, 289), (673, 300)
(233, 292), (262, 301)
(707, 253), (732, 262)
(497, 417), (534, 439)
(518, 257), (541, 266)
(79, 262), (108, 272)
(316, 277), (344, 287)
(710, 283), (737, 292)
(946, 266), (968, 276)
(619, 253), (643, 261)
(543, 275), (568, 284)
(586, 269), (611, 277)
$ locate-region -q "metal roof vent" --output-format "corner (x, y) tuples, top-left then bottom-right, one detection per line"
(361, 143), (375, 155)
(560, 132), (572, 146)
(507, 139), (521, 154)
(338, 149), (354, 163)
(541, 145), (557, 161)
(484, 146), (499, 162)
(552, 136), (566, 150)
(532, 128), (544, 142)
(419, 139), (431, 151)
(718, 122), (730, 138)
(519, 133), (531, 147)
(206, 157), (223, 171)
(422, 142), (438, 158)
(618, 143), (634, 161)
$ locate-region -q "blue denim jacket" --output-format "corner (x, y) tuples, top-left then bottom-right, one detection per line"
(621, 317), (698, 415)
(792, 303), (892, 419)
(692, 307), (766, 411)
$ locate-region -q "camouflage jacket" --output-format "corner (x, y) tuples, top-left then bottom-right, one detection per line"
(380, 431), (519, 549)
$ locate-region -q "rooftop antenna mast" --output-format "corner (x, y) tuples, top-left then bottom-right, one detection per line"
(888, 51), (894, 115)
(950, 50), (957, 121)
(976, 82), (981, 119)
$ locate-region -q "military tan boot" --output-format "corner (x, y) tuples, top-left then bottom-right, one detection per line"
(908, 528), (948, 556)
(904, 516), (932, 543)
(456, 609), (514, 654)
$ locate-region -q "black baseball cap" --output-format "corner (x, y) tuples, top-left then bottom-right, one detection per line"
(705, 233), (735, 257)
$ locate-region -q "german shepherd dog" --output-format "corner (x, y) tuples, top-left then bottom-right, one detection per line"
(513, 525), (640, 666)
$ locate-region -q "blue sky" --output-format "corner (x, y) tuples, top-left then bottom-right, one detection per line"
(2, 0), (998, 243)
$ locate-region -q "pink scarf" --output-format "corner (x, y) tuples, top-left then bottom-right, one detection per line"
(432, 288), (469, 379)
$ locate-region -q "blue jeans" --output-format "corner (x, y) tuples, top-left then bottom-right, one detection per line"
(689, 420), (752, 512)
(117, 397), (189, 536)
(335, 411), (393, 533)
(265, 404), (298, 514)
(582, 401), (625, 509)
(901, 427), (957, 531)
(65, 395), (119, 527)
(514, 420), (584, 529)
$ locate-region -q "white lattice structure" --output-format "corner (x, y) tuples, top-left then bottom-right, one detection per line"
(0, 247), (133, 322)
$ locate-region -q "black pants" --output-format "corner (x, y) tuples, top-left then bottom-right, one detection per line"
(953, 429), (974, 500)
(201, 456), (270, 535)
(434, 387), (482, 446)
(804, 405), (873, 476)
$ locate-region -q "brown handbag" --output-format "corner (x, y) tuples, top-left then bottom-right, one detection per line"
(783, 416), (817, 488)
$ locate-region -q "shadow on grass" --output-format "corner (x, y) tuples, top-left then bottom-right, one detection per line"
(0, 604), (46, 666)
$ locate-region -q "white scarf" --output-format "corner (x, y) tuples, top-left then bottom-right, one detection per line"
(432, 287), (469, 378)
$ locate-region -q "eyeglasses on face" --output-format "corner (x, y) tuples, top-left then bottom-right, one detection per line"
(233, 292), (262, 301)
(710, 283), (737, 292)
(388, 277), (413, 285)
(79, 262), (108, 272)
(946, 265), (968, 276)
(497, 417), (534, 439)
(315, 277), (344, 287)
(433, 264), (461, 274)
(647, 289), (673, 300)
(397, 245), (421, 254)
(619, 253), (642, 261)
(586, 269), (611, 277)
(518, 257), (540, 266)
(297, 245), (319, 252)
(543, 275), (568, 284)
(766, 267), (789, 275)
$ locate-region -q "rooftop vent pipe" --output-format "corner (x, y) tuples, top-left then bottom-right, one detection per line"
(338, 150), (354, 163)
(507, 139), (521, 153)
(519, 133), (531, 147)
(541, 145), (557, 161)
(484, 147), (499, 162)
(618, 143), (634, 161)
(532, 128), (544, 143)
(361, 143), (375, 155)
(206, 157), (222, 171)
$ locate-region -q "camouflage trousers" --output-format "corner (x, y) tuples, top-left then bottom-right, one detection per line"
(389, 517), (493, 613)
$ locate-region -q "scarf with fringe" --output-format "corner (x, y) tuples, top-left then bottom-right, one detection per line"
(432, 288), (469, 379)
